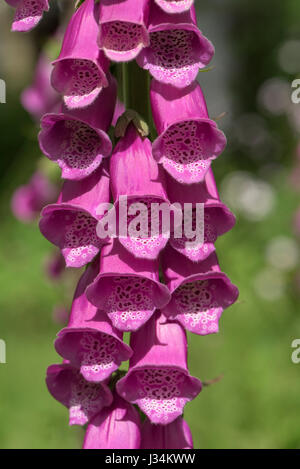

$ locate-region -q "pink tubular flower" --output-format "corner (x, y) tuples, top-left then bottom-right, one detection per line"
(45, 250), (65, 280)
(150, 79), (226, 184)
(52, 305), (69, 325)
(137, 3), (214, 88)
(39, 75), (117, 181)
(55, 259), (132, 383)
(162, 246), (239, 335)
(141, 417), (193, 449)
(154, 0), (194, 14)
(46, 361), (113, 426)
(166, 169), (236, 262)
(11, 170), (57, 223)
(112, 99), (126, 127)
(39, 163), (110, 268)
(110, 124), (172, 260)
(83, 393), (141, 449)
(117, 311), (202, 425)
(6, 0), (49, 32)
(21, 54), (60, 121)
(86, 239), (171, 332)
(51, 0), (109, 110)
(98, 0), (150, 62)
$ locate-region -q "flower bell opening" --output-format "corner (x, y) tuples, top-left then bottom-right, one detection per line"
(41, 208), (102, 268)
(40, 118), (107, 180)
(12, 0), (49, 32)
(86, 240), (171, 331)
(98, 0), (150, 62)
(52, 59), (108, 109)
(137, 4), (214, 88)
(100, 22), (147, 61)
(118, 366), (201, 425)
(154, 0), (194, 15)
(162, 249), (239, 335)
(46, 363), (113, 426)
(155, 120), (222, 183)
(57, 331), (129, 383)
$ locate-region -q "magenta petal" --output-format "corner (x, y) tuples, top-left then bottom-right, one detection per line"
(117, 194), (170, 260)
(117, 311), (202, 425)
(39, 164), (110, 268)
(162, 246), (239, 335)
(45, 250), (65, 280)
(83, 393), (141, 449)
(21, 54), (60, 121)
(151, 80), (226, 184)
(11, 171), (57, 223)
(98, 0), (150, 62)
(39, 76), (116, 181)
(11, 185), (37, 222)
(12, 0), (49, 32)
(111, 126), (168, 201)
(154, 0), (194, 14)
(5, 0), (20, 7)
(110, 125), (171, 259)
(141, 417), (193, 449)
(166, 169), (236, 262)
(55, 261), (132, 382)
(51, 0), (109, 110)
(137, 4), (214, 88)
(52, 305), (69, 325)
(46, 362), (113, 426)
(170, 235), (216, 264)
(86, 239), (171, 332)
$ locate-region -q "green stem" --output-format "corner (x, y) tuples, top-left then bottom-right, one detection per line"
(120, 61), (155, 139)
(122, 62), (129, 109)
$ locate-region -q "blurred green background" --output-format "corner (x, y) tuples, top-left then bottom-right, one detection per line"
(0, 0), (300, 449)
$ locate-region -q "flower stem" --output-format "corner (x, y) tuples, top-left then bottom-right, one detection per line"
(121, 61), (155, 139)
(122, 62), (129, 110)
